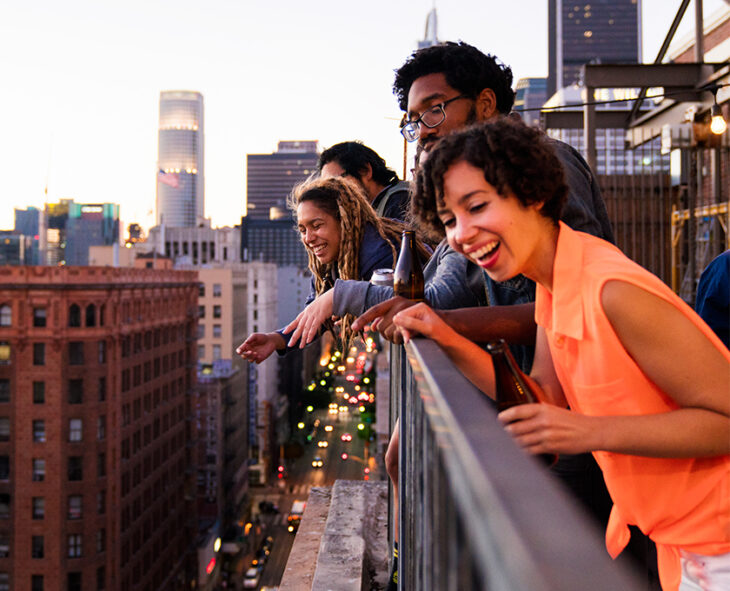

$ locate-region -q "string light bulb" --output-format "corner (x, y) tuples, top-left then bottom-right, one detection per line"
(710, 103), (727, 135)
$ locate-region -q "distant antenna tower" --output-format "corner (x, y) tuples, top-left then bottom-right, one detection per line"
(418, 7), (440, 48)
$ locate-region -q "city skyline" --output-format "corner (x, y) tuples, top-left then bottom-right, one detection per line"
(1, 0), (726, 235)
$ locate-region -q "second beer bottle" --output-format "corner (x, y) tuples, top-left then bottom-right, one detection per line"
(393, 230), (424, 301)
(486, 339), (558, 467)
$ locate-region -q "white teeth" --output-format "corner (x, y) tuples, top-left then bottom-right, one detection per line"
(468, 241), (499, 260)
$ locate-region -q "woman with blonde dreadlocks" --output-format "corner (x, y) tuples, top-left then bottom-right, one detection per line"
(236, 176), (424, 362)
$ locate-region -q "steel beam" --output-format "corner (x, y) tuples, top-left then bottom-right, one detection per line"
(582, 62), (726, 89)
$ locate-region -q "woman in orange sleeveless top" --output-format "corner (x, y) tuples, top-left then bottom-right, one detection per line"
(391, 119), (730, 591)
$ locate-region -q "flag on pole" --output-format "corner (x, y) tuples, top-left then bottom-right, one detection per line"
(157, 169), (180, 188)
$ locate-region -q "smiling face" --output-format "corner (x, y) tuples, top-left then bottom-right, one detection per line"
(438, 160), (557, 286)
(297, 200), (341, 265)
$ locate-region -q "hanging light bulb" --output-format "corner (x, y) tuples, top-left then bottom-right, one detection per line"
(710, 103), (727, 135)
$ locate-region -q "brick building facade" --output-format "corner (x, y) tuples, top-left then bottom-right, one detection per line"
(0, 266), (199, 591)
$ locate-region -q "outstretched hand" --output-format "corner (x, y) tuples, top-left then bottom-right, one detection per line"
(498, 403), (598, 456)
(351, 296), (418, 344)
(235, 333), (282, 364)
(284, 289), (335, 349)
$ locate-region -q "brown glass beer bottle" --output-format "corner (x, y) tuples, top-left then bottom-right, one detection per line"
(393, 230), (424, 301)
(486, 339), (558, 467)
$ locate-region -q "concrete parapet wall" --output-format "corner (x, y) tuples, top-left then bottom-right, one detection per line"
(280, 480), (388, 591)
(280, 486), (332, 591)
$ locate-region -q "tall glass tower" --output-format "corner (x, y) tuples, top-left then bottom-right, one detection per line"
(547, 0), (641, 98)
(156, 91), (205, 227)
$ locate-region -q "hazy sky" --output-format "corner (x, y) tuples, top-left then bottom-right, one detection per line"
(1, 0), (726, 234)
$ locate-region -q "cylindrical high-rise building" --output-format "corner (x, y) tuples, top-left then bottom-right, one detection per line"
(156, 91), (205, 227)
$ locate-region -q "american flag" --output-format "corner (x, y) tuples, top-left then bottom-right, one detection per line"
(157, 169), (180, 188)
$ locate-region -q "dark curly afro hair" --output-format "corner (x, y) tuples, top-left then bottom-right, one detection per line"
(412, 118), (568, 243)
(393, 41), (515, 114)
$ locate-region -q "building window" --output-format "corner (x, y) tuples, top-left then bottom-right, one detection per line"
(32, 343), (45, 366)
(213, 283), (222, 297)
(0, 419), (8, 442)
(68, 495), (82, 520)
(212, 345), (222, 361)
(0, 457), (8, 481)
(213, 324), (222, 338)
(0, 495), (8, 519)
(197, 324), (204, 339)
(33, 308), (46, 327)
(198, 305), (205, 319)
(97, 566), (105, 590)
(69, 342), (84, 365)
(68, 379), (83, 404)
(32, 420), (45, 443)
(97, 416), (106, 440)
(68, 304), (81, 327)
(0, 343), (10, 365)
(0, 535), (7, 558)
(68, 457), (83, 481)
(97, 453), (106, 478)
(97, 490), (106, 515)
(33, 381), (44, 404)
(32, 535), (44, 558)
(98, 341), (106, 364)
(86, 304), (96, 327)
(31, 575), (43, 591)
(96, 529), (106, 553)
(69, 419), (82, 442)
(68, 534), (82, 558)
(0, 573), (8, 591)
(0, 306), (10, 327)
(213, 305), (222, 319)
(198, 345), (205, 360)
(0, 380), (7, 403)
(67, 573), (81, 591)
(32, 459), (45, 481)
(198, 284), (205, 297)
(32, 497), (44, 519)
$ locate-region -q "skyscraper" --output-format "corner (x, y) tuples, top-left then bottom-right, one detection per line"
(157, 91), (205, 228)
(547, 0), (641, 97)
(245, 141), (319, 220)
(65, 203), (120, 266)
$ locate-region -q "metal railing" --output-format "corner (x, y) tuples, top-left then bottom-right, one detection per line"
(392, 339), (643, 591)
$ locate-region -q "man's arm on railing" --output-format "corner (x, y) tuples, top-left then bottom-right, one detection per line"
(437, 303), (537, 345)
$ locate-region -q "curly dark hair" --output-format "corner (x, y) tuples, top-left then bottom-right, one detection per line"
(393, 41), (515, 114)
(412, 119), (568, 243)
(318, 141), (398, 188)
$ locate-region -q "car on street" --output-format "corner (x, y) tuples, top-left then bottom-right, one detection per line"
(243, 567), (260, 589)
(312, 456), (323, 468)
(341, 433), (352, 442)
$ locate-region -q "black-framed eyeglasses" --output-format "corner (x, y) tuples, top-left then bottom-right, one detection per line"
(400, 95), (470, 142)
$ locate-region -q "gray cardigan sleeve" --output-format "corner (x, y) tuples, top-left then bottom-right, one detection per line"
(332, 240), (486, 317)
